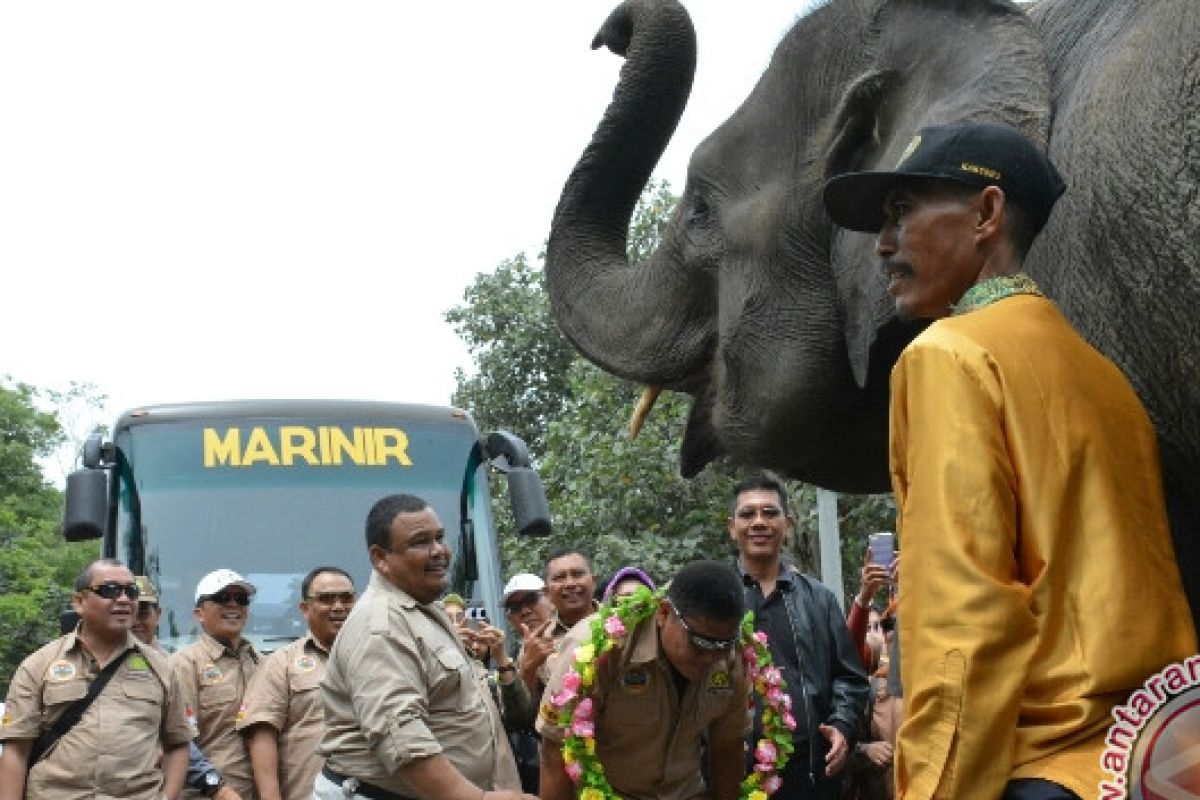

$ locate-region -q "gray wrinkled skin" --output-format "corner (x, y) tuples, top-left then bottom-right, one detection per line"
(545, 0), (1199, 614)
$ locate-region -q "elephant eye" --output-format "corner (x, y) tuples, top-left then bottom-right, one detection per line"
(688, 194), (710, 221)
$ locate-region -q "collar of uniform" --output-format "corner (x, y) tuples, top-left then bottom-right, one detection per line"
(301, 630), (330, 657)
(198, 630), (254, 660)
(368, 568), (426, 609)
(735, 559), (795, 592)
(64, 627), (141, 659)
(626, 615), (661, 666)
(551, 599), (600, 636)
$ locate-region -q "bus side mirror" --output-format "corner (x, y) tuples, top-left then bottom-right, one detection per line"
(484, 431), (552, 537)
(63, 468), (108, 541)
(506, 468), (551, 537)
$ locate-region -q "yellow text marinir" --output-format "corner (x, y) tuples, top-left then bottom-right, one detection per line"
(203, 426), (413, 468)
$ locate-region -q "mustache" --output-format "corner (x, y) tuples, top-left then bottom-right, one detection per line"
(881, 258), (913, 277)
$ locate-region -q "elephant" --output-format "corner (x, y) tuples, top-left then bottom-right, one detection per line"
(544, 0), (1200, 616)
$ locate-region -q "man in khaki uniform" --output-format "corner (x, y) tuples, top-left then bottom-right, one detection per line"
(172, 569), (262, 800)
(134, 577), (243, 800)
(0, 558), (192, 800)
(236, 566), (355, 800)
(537, 561), (751, 800)
(517, 550), (598, 699)
(317, 493), (535, 800)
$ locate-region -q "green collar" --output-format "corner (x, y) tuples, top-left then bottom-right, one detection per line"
(953, 272), (1043, 315)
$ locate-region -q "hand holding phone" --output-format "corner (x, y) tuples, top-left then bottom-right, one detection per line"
(868, 533), (895, 570)
(464, 606), (489, 631)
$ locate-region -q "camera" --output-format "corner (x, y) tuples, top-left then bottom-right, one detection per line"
(464, 606), (488, 630)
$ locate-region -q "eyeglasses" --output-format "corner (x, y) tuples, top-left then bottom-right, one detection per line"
(504, 593), (541, 614)
(734, 505), (784, 521)
(307, 591), (356, 606)
(666, 599), (737, 653)
(85, 582), (140, 601)
(200, 591), (252, 606)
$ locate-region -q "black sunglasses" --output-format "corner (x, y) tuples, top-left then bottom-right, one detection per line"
(504, 593), (542, 614)
(201, 590), (252, 606)
(667, 599), (737, 653)
(307, 591), (356, 606)
(86, 582), (140, 601)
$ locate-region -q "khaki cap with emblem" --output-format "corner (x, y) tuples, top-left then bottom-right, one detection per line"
(134, 576), (159, 604)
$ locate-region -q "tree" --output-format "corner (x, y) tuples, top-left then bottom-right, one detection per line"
(0, 377), (101, 696)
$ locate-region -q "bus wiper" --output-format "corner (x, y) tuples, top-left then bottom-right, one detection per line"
(260, 635), (301, 642)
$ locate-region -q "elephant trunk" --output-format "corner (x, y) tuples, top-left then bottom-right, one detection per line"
(546, 0), (713, 388)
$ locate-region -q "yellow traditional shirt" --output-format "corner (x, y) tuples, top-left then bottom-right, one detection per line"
(890, 293), (1196, 798)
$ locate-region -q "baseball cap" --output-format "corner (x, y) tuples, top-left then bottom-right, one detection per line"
(823, 123), (1066, 234)
(502, 573), (545, 601)
(134, 576), (159, 605)
(194, 569), (257, 603)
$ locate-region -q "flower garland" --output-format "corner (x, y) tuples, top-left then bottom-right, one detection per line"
(545, 586), (796, 800)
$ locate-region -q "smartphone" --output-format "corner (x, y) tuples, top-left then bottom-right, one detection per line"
(464, 606), (489, 631)
(868, 532), (895, 569)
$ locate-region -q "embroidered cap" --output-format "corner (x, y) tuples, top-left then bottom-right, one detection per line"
(502, 573), (545, 600)
(134, 576), (159, 604)
(823, 123), (1066, 234)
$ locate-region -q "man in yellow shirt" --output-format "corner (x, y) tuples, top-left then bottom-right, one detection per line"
(823, 123), (1196, 799)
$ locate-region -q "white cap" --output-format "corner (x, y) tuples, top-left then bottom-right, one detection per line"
(194, 569), (257, 603)
(502, 573), (545, 600)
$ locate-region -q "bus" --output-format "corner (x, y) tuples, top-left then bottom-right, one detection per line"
(62, 400), (548, 653)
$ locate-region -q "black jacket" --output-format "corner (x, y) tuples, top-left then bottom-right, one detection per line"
(738, 562), (869, 754)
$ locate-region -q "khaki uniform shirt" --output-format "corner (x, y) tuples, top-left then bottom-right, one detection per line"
(171, 632), (261, 800)
(0, 630), (192, 800)
(319, 571), (518, 797)
(537, 615), (751, 800)
(235, 633), (328, 800)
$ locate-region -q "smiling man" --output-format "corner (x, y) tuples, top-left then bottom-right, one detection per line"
(172, 569), (262, 800)
(537, 560), (751, 800)
(237, 566), (355, 800)
(0, 559), (192, 800)
(316, 493), (534, 800)
(729, 475), (867, 800)
(823, 123), (1196, 799)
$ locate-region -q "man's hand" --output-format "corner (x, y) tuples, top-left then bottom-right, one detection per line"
(819, 723), (849, 776)
(472, 622), (507, 663)
(861, 741), (893, 768)
(212, 786), (242, 800)
(856, 551), (891, 607)
(518, 619), (556, 689)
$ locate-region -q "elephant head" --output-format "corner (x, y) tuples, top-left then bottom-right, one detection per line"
(546, 0), (1051, 491)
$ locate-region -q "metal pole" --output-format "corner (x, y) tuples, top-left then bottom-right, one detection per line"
(817, 488), (844, 611)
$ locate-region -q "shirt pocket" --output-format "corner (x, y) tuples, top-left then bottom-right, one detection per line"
(427, 646), (469, 711)
(199, 680), (238, 712)
(42, 680), (88, 720)
(289, 670), (322, 695)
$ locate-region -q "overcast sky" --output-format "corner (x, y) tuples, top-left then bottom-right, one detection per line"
(1, 1), (811, 432)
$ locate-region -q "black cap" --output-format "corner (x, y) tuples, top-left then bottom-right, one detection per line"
(823, 123), (1066, 233)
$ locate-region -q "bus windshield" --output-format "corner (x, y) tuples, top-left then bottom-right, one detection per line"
(111, 413), (499, 653)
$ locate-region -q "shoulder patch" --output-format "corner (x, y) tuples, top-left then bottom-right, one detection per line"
(128, 654), (150, 671)
(621, 667), (650, 693)
(201, 663), (224, 684)
(709, 670), (731, 689)
(294, 655), (318, 673)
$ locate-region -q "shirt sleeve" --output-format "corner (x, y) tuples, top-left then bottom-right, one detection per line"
(235, 648), (288, 733)
(348, 610), (444, 773)
(169, 650), (201, 739)
(161, 661), (196, 747)
(890, 339), (1039, 800)
(1, 656), (45, 741)
(708, 666), (753, 741)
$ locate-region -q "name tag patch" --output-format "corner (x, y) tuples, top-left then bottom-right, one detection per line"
(48, 660), (76, 682)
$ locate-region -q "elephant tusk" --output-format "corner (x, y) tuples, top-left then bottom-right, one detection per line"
(629, 386), (662, 440)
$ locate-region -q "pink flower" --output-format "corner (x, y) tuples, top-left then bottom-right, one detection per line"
(573, 697), (594, 722)
(767, 687), (785, 706)
(754, 739), (777, 764)
(604, 615), (627, 637)
(571, 719), (595, 738)
(782, 711), (797, 731)
(753, 631), (769, 645)
(763, 667), (783, 687)
(565, 761), (584, 782)
(762, 774), (783, 794)
(562, 670), (582, 693)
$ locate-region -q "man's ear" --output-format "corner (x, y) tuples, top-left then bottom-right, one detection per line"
(71, 593), (84, 615)
(976, 185), (1006, 244)
(192, 606), (204, 624)
(655, 599), (670, 628)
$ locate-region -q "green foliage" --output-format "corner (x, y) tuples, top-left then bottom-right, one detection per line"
(0, 378), (101, 697)
(446, 253), (577, 457)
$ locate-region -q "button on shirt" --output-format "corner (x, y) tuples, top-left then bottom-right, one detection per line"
(319, 571), (515, 796)
(0, 630), (193, 800)
(235, 633), (329, 800)
(536, 615), (751, 800)
(171, 632), (261, 800)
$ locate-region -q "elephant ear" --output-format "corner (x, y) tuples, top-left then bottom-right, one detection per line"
(822, 0), (1053, 388)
